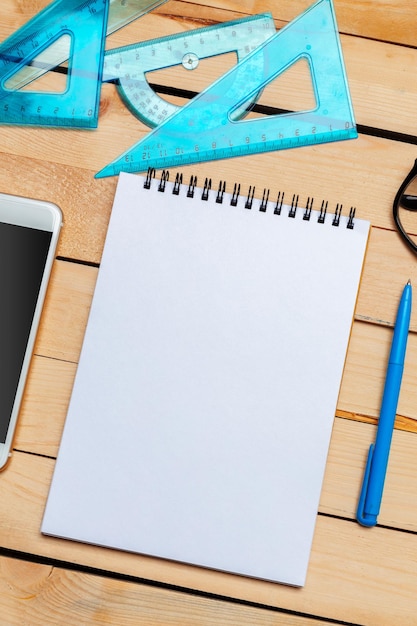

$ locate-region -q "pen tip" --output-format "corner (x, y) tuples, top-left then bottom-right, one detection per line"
(407, 279), (411, 285)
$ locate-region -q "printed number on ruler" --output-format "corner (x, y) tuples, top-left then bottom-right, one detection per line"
(96, 0), (357, 177)
(0, 0), (168, 127)
(103, 13), (276, 128)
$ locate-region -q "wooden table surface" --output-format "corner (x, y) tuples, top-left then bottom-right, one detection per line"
(1, 1), (417, 624)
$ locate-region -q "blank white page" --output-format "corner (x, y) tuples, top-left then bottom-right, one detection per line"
(42, 171), (370, 586)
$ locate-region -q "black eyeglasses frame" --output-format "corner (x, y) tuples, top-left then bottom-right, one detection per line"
(393, 158), (417, 254)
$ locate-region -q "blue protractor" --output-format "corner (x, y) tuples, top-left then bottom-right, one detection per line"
(103, 13), (276, 128)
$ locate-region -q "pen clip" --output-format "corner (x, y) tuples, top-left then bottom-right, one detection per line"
(356, 443), (377, 527)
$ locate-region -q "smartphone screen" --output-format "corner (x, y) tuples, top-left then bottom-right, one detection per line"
(0, 222), (52, 443)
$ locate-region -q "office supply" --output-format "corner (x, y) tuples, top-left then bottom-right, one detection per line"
(103, 13), (276, 128)
(42, 170), (369, 587)
(0, 0), (167, 127)
(393, 159), (417, 255)
(357, 281), (412, 527)
(0, 0), (109, 128)
(4, 0), (169, 92)
(96, 0), (357, 178)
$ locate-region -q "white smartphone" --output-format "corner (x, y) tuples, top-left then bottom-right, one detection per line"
(0, 192), (62, 470)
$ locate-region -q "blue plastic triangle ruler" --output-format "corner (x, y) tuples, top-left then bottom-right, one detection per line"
(0, 0), (111, 128)
(103, 13), (276, 128)
(4, 1), (169, 93)
(96, 0), (357, 178)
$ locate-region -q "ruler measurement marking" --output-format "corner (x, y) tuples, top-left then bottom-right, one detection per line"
(103, 13), (277, 129)
(97, 0), (357, 177)
(0, 0), (169, 125)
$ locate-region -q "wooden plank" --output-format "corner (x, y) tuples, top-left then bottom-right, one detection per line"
(1, 0), (415, 47)
(0, 556), (330, 626)
(340, 320), (417, 422)
(0, 133), (416, 268)
(35, 261), (97, 363)
(1, 448), (417, 625)
(342, 35), (417, 135)
(15, 357), (76, 458)
(163, 0), (417, 47)
(321, 417), (417, 531)
(356, 228), (417, 329)
(1, 0), (416, 47)
(0, 152), (116, 265)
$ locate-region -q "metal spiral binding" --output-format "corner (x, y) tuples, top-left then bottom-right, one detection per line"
(303, 197), (313, 221)
(318, 200), (328, 224)
(245, 186), (255, 210)
(288, 194), (299, 219)
(230, 183), (240, 207)
(142, 168), (357, 229)
(274, 192), (284, 215)
(144, 167), (155, 189)
(158, 170), (169, 192)
(332, 203), (342, 226)
(216, 181), (226, 204)
(347, 207), (356, 229)
(187, 175), (197, 198)
(202, 178), (212, 201)
(172, 172), (183, 195)
(259, 188), (270, 213)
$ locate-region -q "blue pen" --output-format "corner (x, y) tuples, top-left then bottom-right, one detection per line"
(357, 280), (412, 527)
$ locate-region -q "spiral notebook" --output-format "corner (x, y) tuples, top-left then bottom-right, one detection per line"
(42, 170), (370, 587)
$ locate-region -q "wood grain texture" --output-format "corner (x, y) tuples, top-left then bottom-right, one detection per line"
(0, 556), (333, 626)
(2, 0), (415, 45)
(160, 0), (417, 46)
(340, 320), (417, 421)
(0, 135), (416, 266)
(2, 450), (417, 625)
(0, 1), (416, 625)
